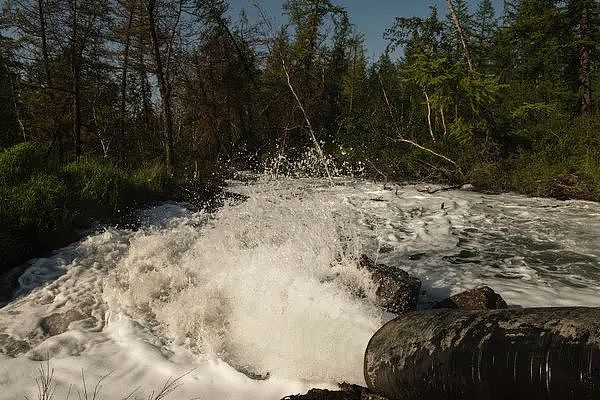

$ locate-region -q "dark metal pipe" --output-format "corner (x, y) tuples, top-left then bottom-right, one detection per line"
(364, 308), (600, 400)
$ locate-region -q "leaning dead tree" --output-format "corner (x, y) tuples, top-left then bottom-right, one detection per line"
(377, 73), (462, 175)
(255, 5), (333, 186)
(446, 0), (474, 72)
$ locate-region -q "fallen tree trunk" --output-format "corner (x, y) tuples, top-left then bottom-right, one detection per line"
(364, 308), (600, 400)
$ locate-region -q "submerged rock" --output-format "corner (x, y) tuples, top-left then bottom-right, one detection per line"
(282, 383), (389, 400)
(433, 286), (507, 310)
(359, 255), (421, 314)
(230, 363), (270, 381)
(0, 333), (30, 357)
(40, 309), (85, 336)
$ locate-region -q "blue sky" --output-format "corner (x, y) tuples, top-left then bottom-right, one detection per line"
(229, 0), (504, 58)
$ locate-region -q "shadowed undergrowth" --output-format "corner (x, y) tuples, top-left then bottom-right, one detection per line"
(0, 142), (172, 272)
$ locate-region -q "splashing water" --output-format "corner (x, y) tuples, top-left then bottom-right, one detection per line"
(2, 176), (600, 399)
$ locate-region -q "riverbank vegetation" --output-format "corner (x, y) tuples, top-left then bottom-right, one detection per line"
(0, 142), (170, 270)
(0, 0), (599, 268)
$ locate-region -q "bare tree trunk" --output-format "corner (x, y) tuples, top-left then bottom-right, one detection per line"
(119, 7), (135, 142)
(283, 60), (333, 184)
(146, 0), (176, 176)
(440, 107), (448, 137)
(446, 0), (475, 72)
(37, 0), (52, 85)
(348, 41), (357, 115)
(137, 40), (152, 131)
(423, 90), (435, 142)
(579, 3), (592, 115)
(70, 0), (82, 157)
(9, 76), (26, 140)
(72, 60), (82, 157)
(378, 74), (461, 172)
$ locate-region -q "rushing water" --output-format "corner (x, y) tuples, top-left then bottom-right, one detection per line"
(1, 176), (600, 399)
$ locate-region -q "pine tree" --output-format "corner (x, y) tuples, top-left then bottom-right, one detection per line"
(502, 0), (520, 26)
(566, 0), (598, 114)
(473, 0), (498, 73)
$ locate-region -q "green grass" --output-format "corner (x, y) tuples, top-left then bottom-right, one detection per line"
(0, 142), (45, 186)
(0, 142), (172, 272)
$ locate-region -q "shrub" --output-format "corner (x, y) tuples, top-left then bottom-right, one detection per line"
(0, 143), (173, 271)
(467, 162), (506, 193)
(62, 158), (136, 214)
(0, 173), (69, 268)
(132, 163), (171, 194)
(15, 174), (68, 232)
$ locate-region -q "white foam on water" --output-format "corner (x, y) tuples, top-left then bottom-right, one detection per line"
(2, 177), (600, 399)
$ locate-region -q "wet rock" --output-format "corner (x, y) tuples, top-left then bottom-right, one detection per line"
(282, 383), (389, 400)
(0, 333), (30, 357)
(231, 363), (270, 380)
(40, 309), (85, 336)
(359, 255), (421, 314)
(0, 263), (30, 306)
(433, 286), (507, 310)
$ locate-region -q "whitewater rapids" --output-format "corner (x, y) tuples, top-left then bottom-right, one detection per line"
(2, 177), (600, 399)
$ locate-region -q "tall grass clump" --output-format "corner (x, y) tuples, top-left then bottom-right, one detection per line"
(63, 158), (136, 217)
(25, 360), (187, 400)
(0, 142), (172, 272)
(0, 142), (45, 186)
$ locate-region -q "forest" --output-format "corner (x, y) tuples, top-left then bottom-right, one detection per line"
(0, 0), (599, 270)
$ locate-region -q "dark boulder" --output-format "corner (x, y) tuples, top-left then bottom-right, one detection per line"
(433, 286), (507, 310)
(282, 383), (388, 400)
(0, 263), (30, 306)
(359, 255), (420, 314)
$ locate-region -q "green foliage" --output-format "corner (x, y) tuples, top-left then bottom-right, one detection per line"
(0, 172), (69, 268)
(0, 143), (172, 271)
(0, 142), (45, 186)
(469, 114), (600, 200)
(13, 174), (68, 231)
(63, 158), (135, 213)
(467, 162), (506, 192)
(132, 163), (172, 194)
(510, 102), (564, 123)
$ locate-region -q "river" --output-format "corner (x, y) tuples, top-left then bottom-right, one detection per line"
(1, 176), (600, 399)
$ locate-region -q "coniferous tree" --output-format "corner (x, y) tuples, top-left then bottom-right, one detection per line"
(473, 0), (498, 72)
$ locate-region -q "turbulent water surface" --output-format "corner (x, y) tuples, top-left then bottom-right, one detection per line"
(2, 176), (600, 399)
